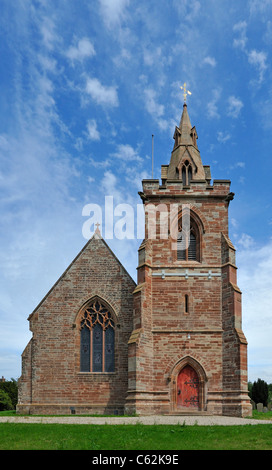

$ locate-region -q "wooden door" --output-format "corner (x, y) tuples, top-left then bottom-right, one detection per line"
(177, 365), (199, 409)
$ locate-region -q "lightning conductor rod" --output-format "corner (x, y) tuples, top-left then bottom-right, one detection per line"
(152, 134), (154, 179)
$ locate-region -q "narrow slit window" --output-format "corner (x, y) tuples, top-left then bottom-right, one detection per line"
(188, 166), (192, 185)
(181, 160), (193, 186)
(185, 294), (189, 314)
(182, 166), (187, 185)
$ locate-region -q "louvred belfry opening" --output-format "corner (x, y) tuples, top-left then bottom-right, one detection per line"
(176, 212), (200, 262)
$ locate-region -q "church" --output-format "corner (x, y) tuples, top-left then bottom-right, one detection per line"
(17, 95), (252, 417)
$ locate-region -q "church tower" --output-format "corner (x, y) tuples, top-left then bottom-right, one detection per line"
(126, 98), (252, 417)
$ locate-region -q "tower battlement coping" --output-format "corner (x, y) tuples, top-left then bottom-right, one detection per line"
(139, 184), (233, 202)
(141, 179), (231, 200)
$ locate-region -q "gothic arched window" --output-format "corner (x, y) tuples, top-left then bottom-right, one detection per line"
(182, 160), (192, 186)
(176, 213), (201, 262)
(79, 299), (115, 373)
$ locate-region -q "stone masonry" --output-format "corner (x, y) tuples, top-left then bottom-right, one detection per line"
(17, 233), (135, 415)
(125, 104), (251, 417)
(17, 102), (252, 417)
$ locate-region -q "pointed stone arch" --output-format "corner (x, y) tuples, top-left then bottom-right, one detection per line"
(75, 295), (118, 373)
(169, 356), (208, 412)
(75, 294), (118, 327)
(170, 206), (205, 262)
(176, 147), (198, 182)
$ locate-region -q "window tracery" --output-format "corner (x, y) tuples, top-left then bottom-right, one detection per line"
(182, 160), (192, 186)
(176, 212), (201, 262)
(79, 299), (115, 373)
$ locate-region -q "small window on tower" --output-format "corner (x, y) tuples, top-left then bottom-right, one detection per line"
(182, 166), (186, 185)
(176, 210), (201, 262)
(175, 132), (179, 147)
(188, 166), (192, 185)
(181, 160), (193, 186)
(185, 294), (189, 314)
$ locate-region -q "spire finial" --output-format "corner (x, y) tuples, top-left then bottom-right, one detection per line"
(180, 82), (192, 104)
(95, 222), (101, 235)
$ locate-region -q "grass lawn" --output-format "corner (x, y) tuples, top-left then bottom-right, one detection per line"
(0, 422), (272, 450)
(251, 410), (272, 420)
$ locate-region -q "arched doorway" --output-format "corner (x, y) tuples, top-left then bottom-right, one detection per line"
(170, 356), (207, 412)
(177, 365), (199, 409)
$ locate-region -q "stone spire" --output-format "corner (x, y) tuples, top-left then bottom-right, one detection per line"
(178, 103), (194, 146)
(165, 101), (206, 182)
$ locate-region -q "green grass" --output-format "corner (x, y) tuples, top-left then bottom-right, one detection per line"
(0, 423), (271, 450)
(0, 409), (271, 450)
(250, 409), (272, 420)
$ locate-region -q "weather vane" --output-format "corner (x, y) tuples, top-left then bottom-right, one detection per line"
(180, 82), (192, 103)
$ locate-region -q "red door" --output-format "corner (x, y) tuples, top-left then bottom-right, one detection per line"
(177, 365), (199, 409)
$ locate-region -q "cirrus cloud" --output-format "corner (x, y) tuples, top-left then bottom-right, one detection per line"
(227, 95), (244, 118)
(86, 77), (119, 107)
(66, 38), (96, 62)
(86, 119), (100, 141)
(99, 0), (130, 28)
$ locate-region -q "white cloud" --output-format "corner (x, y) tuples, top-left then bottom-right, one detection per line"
(38, 54), (57, 73)
(99, 0), (130, 28)
(143, 46), (163, 67)
(143, 88), (168, 130)
(124, 168), (150, 189)
(144, 88), (164, 117)
(207, 88), (221, 119)
(89, 157), (111, 169)
(203, 56), (216, 67)
(112, 48), (132, 69)
(230, 217), (238, 229)
(227, 95), (244, 118)
(86, 119), (100, 141)
(249, 0), (272, 16)
(173, 0), (201, 21)
(101, 170), (118, 194)
(86, 77), (119, 107)
(236, 232), (255, 249)
(263, 20), (272, 44)
(233, 22), (268, 84)
(38, 14), (61, 51)
(230, 161), (245, 171)
(100, 170), (127, 206)
(111, 144), (143, 162)
(248, 49), (268, 83)
(66, 38), (96, 62)
(217, 131), (231, 144)
(233, 21), (248, 51)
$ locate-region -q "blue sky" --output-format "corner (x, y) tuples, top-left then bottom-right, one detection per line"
(0, 0), (272, 384)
